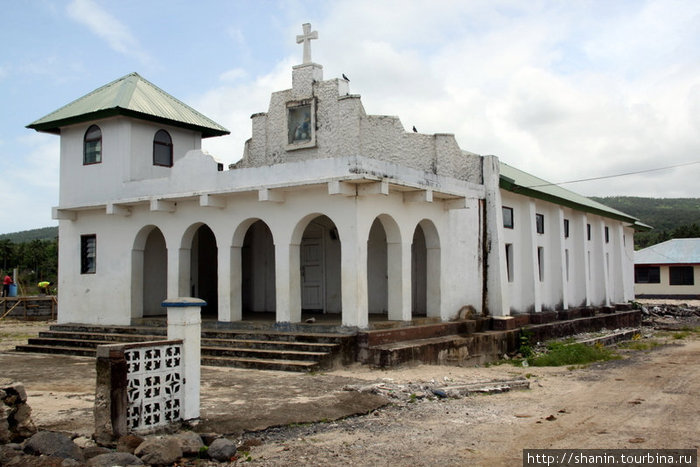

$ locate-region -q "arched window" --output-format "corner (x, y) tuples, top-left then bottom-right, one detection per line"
(153, 129), (173, 167)
(83, 125), (102, 165)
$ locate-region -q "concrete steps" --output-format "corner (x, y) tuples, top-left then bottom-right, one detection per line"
(15, 323), (356, 372)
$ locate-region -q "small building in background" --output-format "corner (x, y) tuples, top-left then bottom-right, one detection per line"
(634, 238), (700, 299)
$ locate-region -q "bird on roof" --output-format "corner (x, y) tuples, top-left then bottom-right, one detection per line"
(412, 126), (418, 133)
(342, 73), (350, 81)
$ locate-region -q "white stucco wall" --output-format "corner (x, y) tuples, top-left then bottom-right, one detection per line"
(635, 265), (700, 297)
(500, 190), (634, 314)
(58, 117), (201, 208)
(56, 168), (483, 327)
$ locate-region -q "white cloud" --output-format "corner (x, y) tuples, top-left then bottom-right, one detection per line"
(66, 0), (151, 65)
(0, 134), (59, 233)
(197, 59), (294, 165)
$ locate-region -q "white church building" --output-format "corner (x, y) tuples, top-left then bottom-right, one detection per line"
(28, 25), (642, 329)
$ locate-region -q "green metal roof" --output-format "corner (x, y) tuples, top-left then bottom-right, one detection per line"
(499, 161), (650, 230)
(27, 72), (229, 138)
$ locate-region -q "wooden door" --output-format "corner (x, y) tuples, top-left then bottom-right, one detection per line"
(301, 223), (325, 311)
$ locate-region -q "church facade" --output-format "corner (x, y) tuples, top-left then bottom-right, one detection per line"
(28, 25), (641, 328)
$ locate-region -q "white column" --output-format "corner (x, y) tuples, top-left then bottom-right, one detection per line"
(526, 200), (541, 312)
(387, 241), (411, 321)
(341, 231), (369, 328)
(600, 223), (611, 306)
(166, 248), (182, 299)
(230, 246), (243, 321)
(555, 208), (568, 309)
(275, 242), (301, 323)
(217, 246), (232, 322)
(581, 215), (591, 306)
(130, 248), (144, 319)
(482, 156), (510, 316)
(164, 297), (204, 421)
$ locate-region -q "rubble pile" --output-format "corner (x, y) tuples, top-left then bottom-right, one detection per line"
(0, 383), (36, 444)
(343, 377), (530, 403)
(637, 303), (700, 329)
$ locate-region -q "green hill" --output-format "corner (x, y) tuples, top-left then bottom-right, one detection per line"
(591, 196), (700, 248)
(0, 226), (58, 243)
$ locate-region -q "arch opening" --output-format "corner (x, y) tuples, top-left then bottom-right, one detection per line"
(241, 220), (276, 316)
(411, 225), (427, 316)
(367, 218), (388, 315)
(189, 224), (218, 317)
(300, 215), (341, 314)
(131, 226), (167, 319)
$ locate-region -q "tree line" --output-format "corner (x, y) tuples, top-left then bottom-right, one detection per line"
(0, 238), (58, 294)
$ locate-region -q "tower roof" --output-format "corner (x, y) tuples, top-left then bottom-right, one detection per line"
(27, 72), (229, 138)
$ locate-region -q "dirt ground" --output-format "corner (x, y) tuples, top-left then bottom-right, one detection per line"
(0, 309), (698, 466)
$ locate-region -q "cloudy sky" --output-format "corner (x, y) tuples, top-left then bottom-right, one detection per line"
(1, 0), (699, 233)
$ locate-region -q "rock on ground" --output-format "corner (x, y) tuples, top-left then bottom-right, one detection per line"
(170, 431), (205, 456)
(207, 437), (237, 462)
(116, 434), (144, 453)
(23, 431), (84, 461)
(134, 436), (182, 465)
(88, 451), (144, 467)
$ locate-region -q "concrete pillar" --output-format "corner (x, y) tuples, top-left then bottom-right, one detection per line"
(167, 248), (191, 298)
(387, 241), (411, 321)
(555, 208), (568, 309)
(217, 246), (232, 322)
(341, 230), (368, 328)
(600, 223), (611, 306)
(426, 245), (441, 318)
(163, 297), (204, 421)
(230, 246), (243, 321)
(526, 200), (541, 312)
(275, 242), (301, 323)
(130, 248), (144, 319)
(580, 214), (591, 306)
(482, 156), (510, 316)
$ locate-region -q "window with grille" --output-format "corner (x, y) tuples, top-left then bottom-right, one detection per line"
(81, 234), (96, 274)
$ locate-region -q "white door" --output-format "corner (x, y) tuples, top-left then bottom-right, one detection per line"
(301, 223), (325, 311)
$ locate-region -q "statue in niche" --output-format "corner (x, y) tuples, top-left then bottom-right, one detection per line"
(288, 105), (312, 144)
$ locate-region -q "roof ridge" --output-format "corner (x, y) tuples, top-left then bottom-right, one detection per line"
(27, 72), (229, 137)
(132, 74), (226, 130)
(28, 72), (138, 126)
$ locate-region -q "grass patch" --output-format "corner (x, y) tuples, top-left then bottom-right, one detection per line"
(528, 342), (618, 367)
(618, 340), (662, 351)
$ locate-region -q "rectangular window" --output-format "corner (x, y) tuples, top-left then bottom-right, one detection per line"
(536, 213), (544, 234)
(634, 266), (660, 284)
(502, 206), (514, 229)
(587, 223), (591, 241)
(81, 234), (96, 274)
(537, 247), (544, 282)
(563, 219), (570, 238)
(669, 266), (694, 286)
(605, 226), (610, 243)
(505, 243), (514, 282)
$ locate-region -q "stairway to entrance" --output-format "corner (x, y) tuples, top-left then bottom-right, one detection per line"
(15, 323), (356, 372)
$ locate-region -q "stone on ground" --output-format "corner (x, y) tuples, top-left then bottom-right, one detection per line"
(23, 431), (84, 461)
(208, 437), (238, 462)
(88, 451), (144, 467)
(170, 431), (205, 455)
(134, 436), (182, 465)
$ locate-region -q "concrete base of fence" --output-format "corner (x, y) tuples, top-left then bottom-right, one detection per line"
(93, 297), (204, 442)
(164, 298), (204, 421)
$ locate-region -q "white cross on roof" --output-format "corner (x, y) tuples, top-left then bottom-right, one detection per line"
(296, 23), (318, 64)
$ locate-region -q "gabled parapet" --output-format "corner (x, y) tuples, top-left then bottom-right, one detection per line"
(233, 61), (483, 186)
